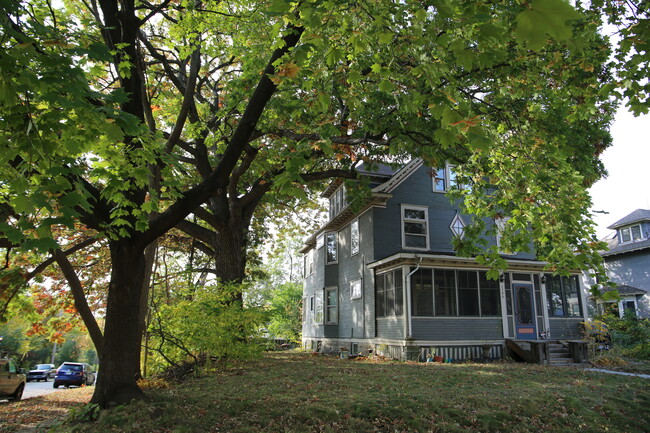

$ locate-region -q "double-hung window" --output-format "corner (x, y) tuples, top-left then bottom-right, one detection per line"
(402, 205), (429, 249)
(432, 165), (462, 192)
(350, 279), (362, 300)
(495, 216), (513, 255)
(326, 232), (338, 264)
(303, 250), (314, 277)
(314, 291), (323, 323)
(325, 287), (338, 324)
(351, 219), (360, 256)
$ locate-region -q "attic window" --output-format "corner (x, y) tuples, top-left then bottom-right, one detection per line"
(450, 213), (465, 238)
(619, 224), (642, 243)
(432, 165), (462, 192)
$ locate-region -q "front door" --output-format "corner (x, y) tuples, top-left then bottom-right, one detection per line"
(513, 283), (536, 340)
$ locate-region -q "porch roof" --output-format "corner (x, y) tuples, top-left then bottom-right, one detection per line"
(367, 252), (550, 272)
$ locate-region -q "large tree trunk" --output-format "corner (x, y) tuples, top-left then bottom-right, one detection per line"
(214, 229), (247, 285)
(91, 240), (146, 407)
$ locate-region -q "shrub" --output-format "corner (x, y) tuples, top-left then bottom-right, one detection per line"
(622, 342), (650, 360)
(595, 315), (650, 361)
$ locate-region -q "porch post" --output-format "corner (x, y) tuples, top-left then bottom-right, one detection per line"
(500, 273), (509, 338)
(540, 273), (551, 338)
(404, 265), (412, 338)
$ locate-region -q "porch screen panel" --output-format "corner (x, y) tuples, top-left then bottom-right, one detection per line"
(394, 269), (404, 316)
(376, 270), (403, 318)
(479, 271), (500, 316)
(434, 269), (457, 316)
(547, 275), (564, 317)
(533, 274), (542, 316)
(545, 274), (583, 318)
(565, 275), (582, 317)
(505, 273), (513, 315)
(458, 270), (479, 316)
(376, 273), (386, 317)
(411, 268), (433, 316)
(385, 271), (396, 316)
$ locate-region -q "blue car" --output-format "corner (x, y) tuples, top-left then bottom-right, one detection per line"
(53, 362), (96, 388)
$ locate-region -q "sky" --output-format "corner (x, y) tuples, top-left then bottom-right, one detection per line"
(588, 107), (650, 239)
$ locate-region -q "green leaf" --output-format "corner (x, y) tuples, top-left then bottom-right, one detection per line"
(378, 79), (394, 92)
(515, 0), (581, 50)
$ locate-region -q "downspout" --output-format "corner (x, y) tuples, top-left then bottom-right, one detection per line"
(405, 255), (423, 338)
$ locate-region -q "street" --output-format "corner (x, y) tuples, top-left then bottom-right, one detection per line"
(22, 379), (63, 400)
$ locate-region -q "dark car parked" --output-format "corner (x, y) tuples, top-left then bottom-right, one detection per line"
(53, 362), (95, 388)
(26, 363), (56, 382)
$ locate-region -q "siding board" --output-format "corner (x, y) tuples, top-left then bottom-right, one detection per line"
(549, 318), (583, 339)
(412, 318), (503, 340)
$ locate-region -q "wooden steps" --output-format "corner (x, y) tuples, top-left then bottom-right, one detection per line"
(547, 342), (574, 366)
(505, 339), (588, 365)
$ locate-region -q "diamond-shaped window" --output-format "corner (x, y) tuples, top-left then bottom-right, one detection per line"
(450, 213), (465, 238)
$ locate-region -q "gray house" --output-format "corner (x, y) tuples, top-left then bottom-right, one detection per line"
(301, 159), (588, 363)
(588, 209), (650, 318)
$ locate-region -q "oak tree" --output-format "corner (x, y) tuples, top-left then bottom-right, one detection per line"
(0, 0), (616, 407)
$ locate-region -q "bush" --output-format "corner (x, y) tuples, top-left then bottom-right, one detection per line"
(591, 346), (629, 368)
(622, 342), (650, 360)
(146, 283), (267, 375)
(596, 315), (650, 361)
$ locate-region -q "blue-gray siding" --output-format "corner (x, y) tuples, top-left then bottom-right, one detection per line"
(303, 209), (377, 340)
(372, 165), (535, 261)
(605, 249), (650, 317)
(549, 318), (583, 339)
(411, 318), (503, 340)
(376, 317), (404, 339)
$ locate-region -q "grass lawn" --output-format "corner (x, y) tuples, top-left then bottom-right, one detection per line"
(3, 352), (649, 433)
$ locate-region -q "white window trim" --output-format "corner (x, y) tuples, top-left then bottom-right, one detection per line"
(350, 278), (362, 300)
(314, 290), (323, 324)
(619, 224), (643, 244)
(326, 232), (338, 264)
(308, 249), (314, 275)
(597, 296), (638, 319)
(304, 250), (315, 277)
(495, 216), (515, 255)
(401, 204), (430, 250)
(450, 213), (466, 239)
(329, 185), (347, 220)
(431, 164), (461, 193)
(325, 286), (338, 324)
(351, 219), (360, 256)
(316, 234), (324, 249)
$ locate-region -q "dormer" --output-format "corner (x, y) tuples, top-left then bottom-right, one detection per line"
(619, 224), (643, 244)
(608, 209), (650, 246)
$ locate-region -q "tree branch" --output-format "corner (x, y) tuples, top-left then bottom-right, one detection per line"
(53, 249), (104, 357)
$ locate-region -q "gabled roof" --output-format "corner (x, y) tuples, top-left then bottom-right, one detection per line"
(302, 160), (423, 253)
(607, 209), (650, 229)
(372, 159), (423, 194)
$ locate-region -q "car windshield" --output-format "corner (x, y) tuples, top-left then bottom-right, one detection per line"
(35, 364), (51, 370)
(60, 364), (82, 372)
